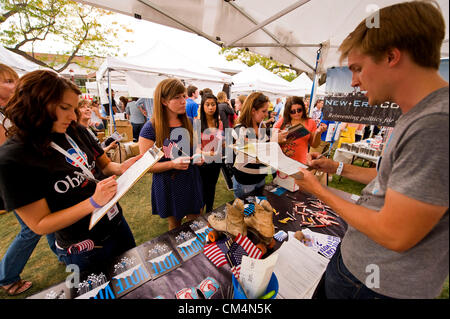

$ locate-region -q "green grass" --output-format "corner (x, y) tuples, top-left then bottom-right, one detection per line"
(0, 168), (448, 299)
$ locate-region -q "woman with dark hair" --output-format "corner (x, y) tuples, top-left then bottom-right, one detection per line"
(138, 78), (204, 230)
(273, 96), (327, 164)
(232, 92), (271, 198)
(0, 70), (141, 274)
(198, 93), (224, 213)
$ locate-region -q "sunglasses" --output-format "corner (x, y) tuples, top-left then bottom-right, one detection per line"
(290, 108), (303, 114)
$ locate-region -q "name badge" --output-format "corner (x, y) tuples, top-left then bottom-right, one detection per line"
(107, 204), (119, 221)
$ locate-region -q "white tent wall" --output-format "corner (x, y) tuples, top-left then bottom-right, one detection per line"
(95, 40), (232, 103)
(76, 0), (449, 76)
(0, 46), (43, 75)
(230, 63), (302, 98)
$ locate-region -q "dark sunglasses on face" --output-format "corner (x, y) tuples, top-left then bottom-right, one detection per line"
(290, 108), (303, 114)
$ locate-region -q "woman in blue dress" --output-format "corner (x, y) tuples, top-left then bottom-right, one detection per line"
(138, 78), (204, 230)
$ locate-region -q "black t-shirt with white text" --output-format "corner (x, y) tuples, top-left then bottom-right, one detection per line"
(0, 124), (123, 248)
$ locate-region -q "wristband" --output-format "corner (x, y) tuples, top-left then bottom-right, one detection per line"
(89, 196), (103, 209)
(335, 162), (344, 176)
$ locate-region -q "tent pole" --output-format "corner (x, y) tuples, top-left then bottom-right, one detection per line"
(227, 0), (311, 46)
(308, 47), (322, 117)
(227, 0), (314, 72)
(107, 68), (117, 135)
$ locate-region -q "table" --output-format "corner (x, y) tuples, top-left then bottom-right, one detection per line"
(334, 148), (380, 165)
(29, 185), (354, 300)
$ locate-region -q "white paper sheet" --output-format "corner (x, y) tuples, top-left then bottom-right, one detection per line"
(239, 253), (279, 299)
(89, 147), (163, 229)
(289, 230), (340, 259)
(234, 142), (308, 176)
(274, 237), (330, 299)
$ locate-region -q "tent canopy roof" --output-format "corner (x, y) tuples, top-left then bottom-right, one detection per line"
(77, 0), (449, 75)
(0, 46), (42, 74)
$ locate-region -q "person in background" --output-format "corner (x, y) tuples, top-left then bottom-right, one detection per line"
(125, 97), (147, 142)
(77, 99), (118, 154)
(90, 99), (106, 131)
(294, 1), (448, 299)
(136, 97), (154, 121)
(273, 97), (284, 122)
(103, 88), (119, 117)
(138, 78), (204, 231)
(311, 99), (324, 126)
(273, 96), (327, 165)
(198, 93), (224, 213)
(0, 70), (141, 277)
(119, 96), (128, 113)
(0, 64), (59, 296)
(185, 85), (200, 119)
(232, 92), (271, 198)
(234, 95), (246, 118)
(217, 91), (235, 130)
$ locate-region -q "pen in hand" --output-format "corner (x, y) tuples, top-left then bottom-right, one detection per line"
(315, 148), (332, 160)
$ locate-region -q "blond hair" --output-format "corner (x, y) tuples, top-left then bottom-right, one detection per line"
(217, 91), (227, 103)
(151, 78), (193, 148)
(339, 1), (445, 69)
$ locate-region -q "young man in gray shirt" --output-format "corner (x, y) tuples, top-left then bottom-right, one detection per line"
(294, 1), (448, 299)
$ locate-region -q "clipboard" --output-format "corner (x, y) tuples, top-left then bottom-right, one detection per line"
(233, 142), (309, 179)
(89, 145), (164, 230)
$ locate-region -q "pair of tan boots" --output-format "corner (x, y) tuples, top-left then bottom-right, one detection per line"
(207, 198), (275, 245)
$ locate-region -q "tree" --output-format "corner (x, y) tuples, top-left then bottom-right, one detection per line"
(220, 47), (298, 82)
(0, 0), (133, 72)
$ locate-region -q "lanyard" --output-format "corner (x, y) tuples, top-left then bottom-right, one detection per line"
(50, 133), (97, 182)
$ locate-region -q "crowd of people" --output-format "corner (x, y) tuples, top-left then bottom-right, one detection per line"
(0, 0), (447, 300)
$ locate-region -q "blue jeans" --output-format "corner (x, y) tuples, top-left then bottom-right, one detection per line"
(56, 216), (136, 274)
(0, 212), (58, 286)
(324, 244), (394, 299)
(232, 176), (266, 199)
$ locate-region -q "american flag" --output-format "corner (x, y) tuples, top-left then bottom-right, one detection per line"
(243, 203), (255, 216)
(203, 237), (233, 268)
(162, 140), (175, 159)
(228, 234), (263, 279)
(67, 239), (95, 254)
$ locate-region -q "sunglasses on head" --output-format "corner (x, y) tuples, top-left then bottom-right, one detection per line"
(290, 108), (303, 114)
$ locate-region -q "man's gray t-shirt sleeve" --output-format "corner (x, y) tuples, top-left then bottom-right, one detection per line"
(387, 114), (449, 206)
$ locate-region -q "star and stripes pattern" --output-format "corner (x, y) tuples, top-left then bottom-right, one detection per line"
(228, 233), (263, 279)
(203, 237), (233, 268)
(162, 140), (175, 159)
(243, 203), (255, 216)
(67, 239), (95, 255)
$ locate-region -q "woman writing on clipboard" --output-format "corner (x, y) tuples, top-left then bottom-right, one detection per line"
(0, 70), (141, 273)
(273, 96), (327, 165)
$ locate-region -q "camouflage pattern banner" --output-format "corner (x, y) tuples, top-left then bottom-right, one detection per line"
(322, 93), (402, 127)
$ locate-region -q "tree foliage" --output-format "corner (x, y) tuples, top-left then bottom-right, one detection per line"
(220, 47), (298, 82)
(0, 0), (133, 72)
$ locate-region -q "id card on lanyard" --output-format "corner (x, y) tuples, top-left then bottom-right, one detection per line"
(51, 133), (120, 221)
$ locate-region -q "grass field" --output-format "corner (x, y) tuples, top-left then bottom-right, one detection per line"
(0, 167), (447, 299)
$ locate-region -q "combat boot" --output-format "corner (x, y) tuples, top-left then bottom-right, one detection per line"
(207, 198), (247, 239)
(244, 199), (275, 241)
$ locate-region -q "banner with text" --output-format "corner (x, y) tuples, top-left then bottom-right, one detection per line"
(322, 94), (402, 127)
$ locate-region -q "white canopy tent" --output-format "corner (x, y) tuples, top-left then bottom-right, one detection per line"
(0, 46), (42, 76)
(289, 72), (313, 97)
(96, 40), (232, 104)
(76, 0), (449, 75)
(230, 63), (300, 99)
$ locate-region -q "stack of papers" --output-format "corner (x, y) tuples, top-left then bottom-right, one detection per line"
(274, 234), (330, 299)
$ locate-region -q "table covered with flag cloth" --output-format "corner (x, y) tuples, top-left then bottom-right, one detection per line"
(29, 185), (352, 299)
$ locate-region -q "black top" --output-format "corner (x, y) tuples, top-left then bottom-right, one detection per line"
(231, 124), (267, 185)
(0, 124), (123, 248)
